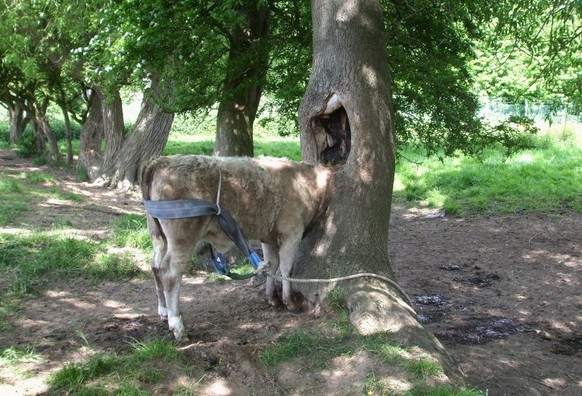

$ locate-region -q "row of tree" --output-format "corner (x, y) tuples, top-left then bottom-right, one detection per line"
(0, 0), (580, 188)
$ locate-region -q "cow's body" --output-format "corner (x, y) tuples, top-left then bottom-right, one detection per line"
(141, 155), (332, 340)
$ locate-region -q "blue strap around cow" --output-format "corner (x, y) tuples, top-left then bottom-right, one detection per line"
(143, 199), (218, 219)
(143, 199), (262, 278)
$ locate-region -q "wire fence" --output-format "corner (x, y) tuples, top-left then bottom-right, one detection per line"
(479, 97), (581, 128)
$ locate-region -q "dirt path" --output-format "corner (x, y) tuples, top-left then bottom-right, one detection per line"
(1, 149), (581, 395)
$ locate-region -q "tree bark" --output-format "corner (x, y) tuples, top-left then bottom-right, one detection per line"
(214, 0), (269, 157)
(94, 76), (174, 190)
(78, 90), (104, 180)
(97, 88), (125, 169)
(293, 0), (462, 384)
(8, 102), (27, 144)
(29, 100), (60, 163)
(61, 104), (73, 165)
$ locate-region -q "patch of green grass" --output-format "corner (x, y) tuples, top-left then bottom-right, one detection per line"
(163, 134), (301, 160)
(47, 339), (192, 395)
(111, 214), (151, 250)
(260, 329), (353, 369)
(405, 358), (442, 379)
(20, 171), (57, 184)
(395, 132), (582, 215)
(254, 137), (301, 160)
(0, 232), (97, 296)
(164, 136), (215, 156)
(0, 174), (24, 193)
(0, 228), (144, 300)
(0, 345), (42, 365)
(44, 186), (85, 202)
(91, 253), (143, 280)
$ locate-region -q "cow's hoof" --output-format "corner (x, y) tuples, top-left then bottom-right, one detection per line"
(285, 302), (301, 313)
(169, 316), (186, 341)
(268, 296), (282, 307)
(174, 333), (190, 344)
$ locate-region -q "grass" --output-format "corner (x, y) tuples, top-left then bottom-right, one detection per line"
(163, 133), (302, 160)
(47, 339), (195, 395)
(111, 214), (151, 250)
(0, 228), (144, 302)
(394, 129), (582, 215)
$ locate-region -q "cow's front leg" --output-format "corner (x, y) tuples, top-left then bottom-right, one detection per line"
(279, 234), (302, 312)
(262, 243), (281, 307)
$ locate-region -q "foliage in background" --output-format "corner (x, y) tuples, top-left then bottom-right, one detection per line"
(471, 0), (581, 115)
(394, 127), (582, 215)
(3, 0), (579, 160)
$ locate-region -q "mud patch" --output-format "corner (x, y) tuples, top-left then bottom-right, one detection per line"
(454, 269), (501, 288)
(436, 317), (534, 345)
(550, 334), (582, 356)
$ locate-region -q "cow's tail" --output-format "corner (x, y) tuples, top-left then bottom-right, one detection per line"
(140, 157), (167, 246)
(140, 157), (159, 202)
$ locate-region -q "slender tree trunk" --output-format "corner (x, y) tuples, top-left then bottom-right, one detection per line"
(61, 104), (73, 165)
(94, 76), (174, 190)
(8, 103), (26, 144)
(29, 100), (60, 163)
(29, 117), (46, 155)
(37, 114), (60, 163)
(78, 91), (104, 180)
(293, 0), (462, 384)
(214, 0), (269, 157)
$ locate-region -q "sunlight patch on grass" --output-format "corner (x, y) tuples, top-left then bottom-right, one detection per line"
(20, 171), (57, 184)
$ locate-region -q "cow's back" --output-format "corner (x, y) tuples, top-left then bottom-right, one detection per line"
(142, 155), (283, 243)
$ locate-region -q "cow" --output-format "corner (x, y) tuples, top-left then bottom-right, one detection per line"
(141, 155), (333, 340)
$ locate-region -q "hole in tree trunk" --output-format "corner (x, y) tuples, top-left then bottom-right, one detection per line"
(314, 106), (351, 166)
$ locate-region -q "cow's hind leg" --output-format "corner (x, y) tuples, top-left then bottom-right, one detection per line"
(262, 243), (281, 307)
(279, 233), (302, 311)
(148, 217), (169, 319)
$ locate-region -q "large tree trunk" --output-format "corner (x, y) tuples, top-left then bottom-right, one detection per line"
(78, 90), (104, 180)
(98, 88), (125, 169)
(294, 0), (462, 384)
(94, 76), (174, 190)
(214, 0), (269, 157)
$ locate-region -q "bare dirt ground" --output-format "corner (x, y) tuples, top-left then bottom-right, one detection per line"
(1, 148), (581, 395)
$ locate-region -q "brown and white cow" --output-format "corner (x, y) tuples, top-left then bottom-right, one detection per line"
(141, 155), (333, 340)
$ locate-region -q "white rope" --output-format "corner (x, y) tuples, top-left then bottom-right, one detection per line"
(215, 168), (222, 215)
(255, 263), (414, 309)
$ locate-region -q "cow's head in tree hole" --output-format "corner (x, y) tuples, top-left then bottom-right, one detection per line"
(311, 93), (351, 166)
